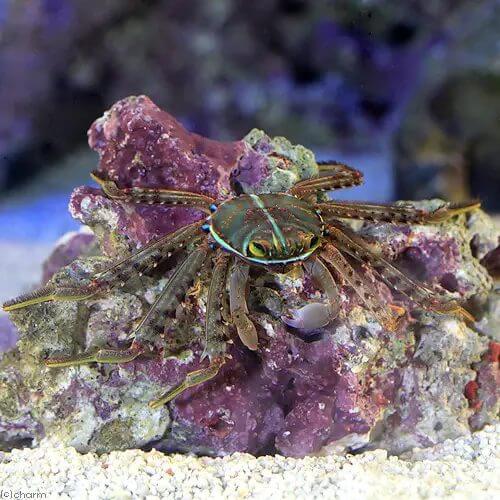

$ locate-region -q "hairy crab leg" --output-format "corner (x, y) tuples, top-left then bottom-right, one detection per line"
(125, 240), (210, 343)
(290, 161), (364, 198)
(327, 223), (475, 323)
(2, 221), (204, 312)
(45, 343), (145, 368)
(282, 257), (340, 329)
(320, 243), (402, 331)
(229, 261), (259, 351)
(2, 284), (98, 312)
(91, 171), (216, 213)
(204, 251), (232, 355)
(148, 251), (232, 407)
(95, 221), (204, 285)
(317, 200), (480, 224)
(45, 240), (210, 368)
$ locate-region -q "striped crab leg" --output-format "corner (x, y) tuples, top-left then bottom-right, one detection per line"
(95, 221), (204, 285)
(2, 221), (204, 311)
(149, 356), (226, 409)
(317, 200), (480, 224)
(320, 243), (403, 331)
(43, 343), (147, 367)
(290, 161), (364, 198)
(326, 222), (475, 323)
(149, 251), (231, 408)
(203, 252), (232, 355)
(91, 171), (216, 213)
(2, 284), (98, 312)
(157, 248), (318, 378)
(45, 240), (211, 368)
(125, 240), (210, 343)
(229, 261), (259, 351)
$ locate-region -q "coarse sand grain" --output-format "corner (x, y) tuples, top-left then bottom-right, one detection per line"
(0, 424), (498, 499)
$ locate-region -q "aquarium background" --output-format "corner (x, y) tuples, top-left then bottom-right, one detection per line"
(0, 0), (499, 301)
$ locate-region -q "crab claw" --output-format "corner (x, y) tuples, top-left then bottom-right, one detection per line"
(282, 301), (339, 330)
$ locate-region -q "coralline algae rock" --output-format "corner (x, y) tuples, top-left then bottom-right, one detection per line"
(1, 96), (498, 457)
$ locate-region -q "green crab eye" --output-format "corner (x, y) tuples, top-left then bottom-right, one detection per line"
(248, 240), (267, 258)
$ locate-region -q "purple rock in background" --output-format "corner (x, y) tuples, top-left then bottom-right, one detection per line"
(87, 95), (244, 198)
(163, 347), (284, 456)
(231, 148), (270, 194)
(75, 95), (244, 248)
(481, 246), (500, 280)
(0, 315), (18, 353)
(0, 96), (497, 457)
(0, 0), (131, 189)
(42, 231), (96, 282)
(467, 342), (500, 431)
(263, 329), (380, 457)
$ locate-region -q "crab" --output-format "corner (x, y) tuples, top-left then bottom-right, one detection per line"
(2, 160), (478, 408)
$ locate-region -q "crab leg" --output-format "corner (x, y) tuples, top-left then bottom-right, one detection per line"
(148, 251), (232, 407)
(229, 261), (259, 350)
(317, 200), (480, 224)
(45, 241), (210, 368)
(45, 342), (146, 368)
(91, 171), (216, 213)
(283, 257), (340, 329)
(327, 222), (474, 323)
(97, 221), (203, 280)
(2, 284), (99, 312)
(126, 240), (211, 343)
(290, 161), (364, 197)
(204, 251), (231, 356)
(149, 356), (226, 408)
(2, 221), (204, 312)
(320, 243), (402, 331)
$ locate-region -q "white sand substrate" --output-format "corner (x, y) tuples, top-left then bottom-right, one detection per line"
(0, 424), (498, 500)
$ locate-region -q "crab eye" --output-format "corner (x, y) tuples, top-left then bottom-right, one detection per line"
(248, 240), (267, 258)
(309, 235), (320, 248)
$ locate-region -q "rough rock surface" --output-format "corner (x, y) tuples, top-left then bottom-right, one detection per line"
(1, 96), (498, 457)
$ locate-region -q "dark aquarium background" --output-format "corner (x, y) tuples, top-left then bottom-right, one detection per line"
(0, 0), (499, 252)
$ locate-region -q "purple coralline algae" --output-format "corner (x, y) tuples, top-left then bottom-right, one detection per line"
(42, 230), (96, 283)
(0, 96), (498, 457)
(0, 314), (18, 355)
